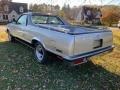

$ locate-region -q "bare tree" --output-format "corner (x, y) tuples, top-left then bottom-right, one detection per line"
(0, 0), (11, 12)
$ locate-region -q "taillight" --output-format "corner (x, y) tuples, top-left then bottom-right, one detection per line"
(73, 58), (88, 65)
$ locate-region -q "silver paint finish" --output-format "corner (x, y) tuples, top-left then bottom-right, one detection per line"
(7, 12), (113, 61)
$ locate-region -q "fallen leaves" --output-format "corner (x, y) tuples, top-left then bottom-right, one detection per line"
(0, 26), (120, 90)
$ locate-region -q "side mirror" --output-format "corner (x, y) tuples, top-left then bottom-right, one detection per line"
(12, 20), (17, 24)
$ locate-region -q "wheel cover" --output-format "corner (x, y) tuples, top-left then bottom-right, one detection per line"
(35, 45), (44, 62)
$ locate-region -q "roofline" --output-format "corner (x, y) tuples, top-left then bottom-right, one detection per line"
(23, 12), (70, 25)
(24, 12), (57, 16)
(11, 2), (28, 5)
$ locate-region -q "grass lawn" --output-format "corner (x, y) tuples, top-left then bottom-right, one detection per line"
(0, 26), (120, 90)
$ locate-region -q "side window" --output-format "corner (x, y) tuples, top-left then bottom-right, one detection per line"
(17, 15), (27, 25)
(48, 16), (63, 25)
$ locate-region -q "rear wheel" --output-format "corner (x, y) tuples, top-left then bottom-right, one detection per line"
(34, 42), (48, 64)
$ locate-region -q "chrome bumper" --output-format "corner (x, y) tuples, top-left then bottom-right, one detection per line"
(65, 45), (114, 61)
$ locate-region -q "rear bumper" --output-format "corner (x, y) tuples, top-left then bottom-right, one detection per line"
(64, 45), (114, 61)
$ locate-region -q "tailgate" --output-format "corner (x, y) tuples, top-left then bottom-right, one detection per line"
(74, 31), (113, 56)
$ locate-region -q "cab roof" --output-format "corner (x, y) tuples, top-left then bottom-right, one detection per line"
(24, 12), (57, 17)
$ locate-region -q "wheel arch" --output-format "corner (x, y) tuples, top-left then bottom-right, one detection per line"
(31, 37), (46, 49)
(6, 28), (12, 35)
(6, 29), (12, 35)
(6, 29), (9, 33)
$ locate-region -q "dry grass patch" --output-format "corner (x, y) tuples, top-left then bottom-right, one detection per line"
(92, 28), (120, 75)
(0, 32), (8, 42)
(0, 26), (120, 90)
(0, 26), (8, 42)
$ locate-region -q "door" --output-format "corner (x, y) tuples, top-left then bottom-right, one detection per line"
(14, 15), (28, 40)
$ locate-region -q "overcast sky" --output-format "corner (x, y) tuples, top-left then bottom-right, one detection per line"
(12, 0), (120, 7)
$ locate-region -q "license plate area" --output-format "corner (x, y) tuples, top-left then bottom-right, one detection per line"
(93, 39), (103, 49)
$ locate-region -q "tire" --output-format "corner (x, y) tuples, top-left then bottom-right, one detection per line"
(7, 31), (15, 42)
(34, 42), (48, 64)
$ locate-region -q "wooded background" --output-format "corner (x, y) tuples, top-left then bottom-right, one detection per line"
(0, 0), (120, 26)
(30, 3), (120, 26)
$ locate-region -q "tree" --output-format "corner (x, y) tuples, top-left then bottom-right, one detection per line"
(29, 3), (60, 14)
(101, 5), (120, 26)
(0, 0), (11, 12)
(32, 4), (39, 12)
(59, 10), (66, 18)
(61, 4), (72, 20)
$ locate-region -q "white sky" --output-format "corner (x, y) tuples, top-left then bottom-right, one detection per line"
(12, 0), (120, 7)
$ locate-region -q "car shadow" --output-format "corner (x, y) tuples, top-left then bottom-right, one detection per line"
(0, 41), (120, 90)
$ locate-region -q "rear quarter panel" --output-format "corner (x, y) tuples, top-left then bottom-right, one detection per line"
(27, 25), (75, 57)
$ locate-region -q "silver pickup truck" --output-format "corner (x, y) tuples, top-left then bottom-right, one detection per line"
(7, 12), (114, 65)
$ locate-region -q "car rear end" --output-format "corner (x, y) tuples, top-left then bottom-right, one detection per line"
(64, 26), (114, 65)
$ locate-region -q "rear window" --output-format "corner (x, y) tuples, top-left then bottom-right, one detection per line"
(32, 15), (64, 25)
(32, 15), (48, 24)
(48, 16), (63, 25)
